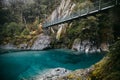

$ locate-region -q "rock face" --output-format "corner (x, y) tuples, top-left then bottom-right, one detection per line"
(0, 34), (51, 50)
(19, 44), (28, 49)
(47, 0), (75, 40)
(72, 39), (102, 53)
(31, 34), (51, 50)
(0, 43), (17, 49)
(0, 0), (110, 52)
(35, 68), (70, 80)
(48, 0), (75, 22)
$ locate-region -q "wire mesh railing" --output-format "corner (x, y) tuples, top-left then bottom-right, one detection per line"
(43, 0), (119, 28)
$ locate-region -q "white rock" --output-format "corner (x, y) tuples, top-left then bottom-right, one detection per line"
(31, 34), (51, 50)
(35, 68), (71, 80)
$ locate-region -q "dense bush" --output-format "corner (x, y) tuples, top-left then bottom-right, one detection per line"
(67, 16), (99, 41)
(3, 22), (24, 37)
(21, 29), (30, 35)
(89, 40), (120, 80)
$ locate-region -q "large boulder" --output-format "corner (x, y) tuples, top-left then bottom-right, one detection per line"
(31, 34), (51, 50)
(72, 39), (101, 53)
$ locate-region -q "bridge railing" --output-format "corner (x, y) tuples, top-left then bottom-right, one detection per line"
(101, 0), (115, 10)
(43, 0), (119, 28)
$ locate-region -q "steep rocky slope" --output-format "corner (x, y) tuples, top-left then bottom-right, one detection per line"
(44, 0), (112, 53)
(1, 0), (118, 53)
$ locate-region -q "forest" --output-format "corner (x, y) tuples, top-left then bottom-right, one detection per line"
(0, 0), (60, 45)
(0, 0), (120, 80)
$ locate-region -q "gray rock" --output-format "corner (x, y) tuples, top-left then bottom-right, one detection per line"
(19, 44), (28, 49)
(35, 68), (71, 80)
(31, 34), (51, 50)
(0, 43), (17, 49)
(19, 68), (71, 80)
(72, 39), (102, 54)
(0, 34), (51, 50)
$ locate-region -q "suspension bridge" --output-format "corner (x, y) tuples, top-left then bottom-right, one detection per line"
(43, 0), (120, 28)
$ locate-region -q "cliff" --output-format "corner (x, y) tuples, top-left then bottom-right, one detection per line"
(44, 0), (113, 53)
(1, 0), (119, 53)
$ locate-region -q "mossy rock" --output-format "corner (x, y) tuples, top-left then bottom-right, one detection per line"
(66, 74), (82, 80)
(89, 41), (120, 80)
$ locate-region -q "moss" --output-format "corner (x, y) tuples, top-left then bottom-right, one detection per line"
(103, 72), (120, 80)
(67, 74), (76, 79)
(65, 73), (82, 80)
(21, 29), (30, 35)
(27, 35), (38, 47)
(88, 40), (120, 80)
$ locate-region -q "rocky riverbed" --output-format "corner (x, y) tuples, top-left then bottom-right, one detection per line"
(23, 68), (71, 80)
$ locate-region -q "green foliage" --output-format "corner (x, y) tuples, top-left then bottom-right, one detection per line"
(109, 6), (120, 41)
(67, 21), (81, 39)
(89, 40), (120, 80)
(96, 13), (114, 43)
(21, 29), (30, 35)
(72, 0), (87, 3)
(2, 22), (24, 37)
(72, 0), (93, 13)
(67, 16), (99, 41)
(57, 16), (99, 48)
(1, 0), (60, 44)
(103, 72), (120, 80)
(0, 8), (10, 24)
(22, 0), (60, 23)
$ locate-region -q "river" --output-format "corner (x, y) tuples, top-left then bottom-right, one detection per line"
(0, 49), (104, 80)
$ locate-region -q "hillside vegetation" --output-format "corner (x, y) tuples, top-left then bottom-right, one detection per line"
(0, 0), (60, 45)
(0, 0), (120, 48)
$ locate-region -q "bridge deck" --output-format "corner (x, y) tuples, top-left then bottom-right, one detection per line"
(43, 0), (120, 28)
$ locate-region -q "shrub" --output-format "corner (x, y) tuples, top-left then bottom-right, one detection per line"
(5, 22), (24, 37)
(21, 29), (30, 35)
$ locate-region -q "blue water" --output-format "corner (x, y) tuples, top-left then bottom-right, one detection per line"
(0, 49), (104, 80)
